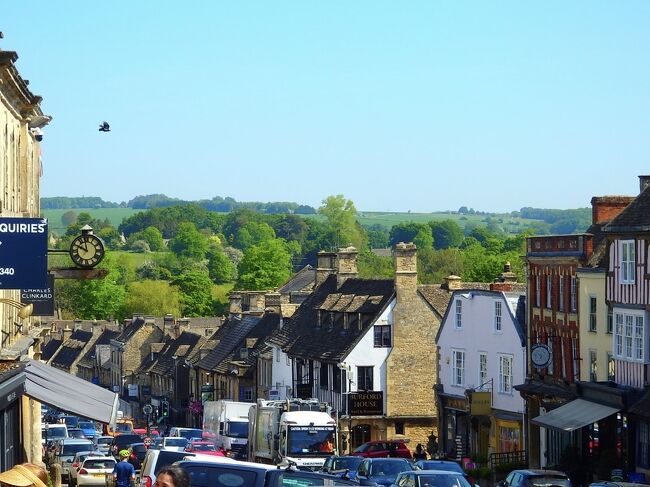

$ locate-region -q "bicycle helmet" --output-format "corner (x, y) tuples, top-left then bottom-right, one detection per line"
(119, 449), (130, 458)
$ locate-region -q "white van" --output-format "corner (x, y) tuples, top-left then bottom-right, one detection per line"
(169, 427), (202, 440)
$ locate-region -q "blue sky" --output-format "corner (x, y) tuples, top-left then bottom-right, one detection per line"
(4, 1), (650, 213)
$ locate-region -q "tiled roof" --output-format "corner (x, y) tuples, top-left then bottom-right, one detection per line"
(149, 332), (202, 376)
(270, 275), (394, 363)
(41, 338), (62, 361)
(278, 265), (315, 294)
(114, 316), (147, 342)
(215, 313), (282, 375)
(603, 186), (650, 233)
(78, 329), (120, 368)
(418, 282), (491, 317)
(137, 337), (172, 375)
(50, 330), (93, 369)
(196, 315), (262, 372)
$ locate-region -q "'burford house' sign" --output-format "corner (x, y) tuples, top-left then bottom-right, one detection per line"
(349, 391), (384, 416)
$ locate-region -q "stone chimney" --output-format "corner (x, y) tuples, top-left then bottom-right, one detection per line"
(591, 196), (635, 225)
(640, 175), (650, 194)
(241, 291), (266, 316)
(315, 251), (337, 287)
(265, 292), (282, 314)
(393, 242), (418, 294)
(62, 324), (73, 342)
(229, 292), (242, 317)
(442, 275), (462, 291)
(336, 246), (358, 287)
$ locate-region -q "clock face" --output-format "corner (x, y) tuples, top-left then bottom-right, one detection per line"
(531, 344), (552, 368)
(70, 234), (105, 268)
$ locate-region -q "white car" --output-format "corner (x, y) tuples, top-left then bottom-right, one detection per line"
(68, 451), (105, 487)
(160, 437), (188, 452)
(75, 456), (116, 487)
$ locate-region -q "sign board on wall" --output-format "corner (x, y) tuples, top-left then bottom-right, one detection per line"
(21, 274), (54, 316)
(0, 218), (48, 289)
(470, 391), (492, 415)
(349, 391), (384, 416)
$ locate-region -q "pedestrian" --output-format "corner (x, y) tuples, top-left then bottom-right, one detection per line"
(154, 465), (189, 487)
(0, 463), (48, 487)
(113, 449), (136, 487)
(414, 443), (427, 461)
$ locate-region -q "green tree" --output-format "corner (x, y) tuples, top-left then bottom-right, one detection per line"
(207, 244), (237, 283)
(237, 239), (292, 290)
(358, 251), (394, 279)
(171, 270), (214, 316)
(318, 195), (366, 250)
(233, 221), (276, 251)
(429, 220), (464, 249)
(121, 280), (181, 317)
(61, 211), (77, 227)
(140, 226), (165, 251)
(417, 248), (463, 284)
(413, 228), (434, 250)
(54, 254), (126, 319)
(169, 222), (209, 260)
(97, 226), (122, 250)
(389, 222), (431, 247)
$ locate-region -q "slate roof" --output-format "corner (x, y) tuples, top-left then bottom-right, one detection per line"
(278, 265), (315, 294)
(149, 331), (203, 376)
(78, 329), (120, 368)
(115, 316), (160, 343)
(41, 338), (62, 361)
(137, 336), (172, 375)
(418, 282), (492, 317)
(196, 315), (262, 372)
(603, 186), (650, 233)
(269, 274), (394, 363)
(50, 329), (93, 369)
(215, 313), (282, 375)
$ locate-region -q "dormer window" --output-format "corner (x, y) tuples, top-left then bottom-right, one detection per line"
(343, 314), (349, 330)
(620, 240), (636, 284)
(240, 348), (248, 359)
(316, 310), (322, 328)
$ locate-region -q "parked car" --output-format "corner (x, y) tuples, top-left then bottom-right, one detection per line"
(392, 469), (473, 487)
(161, 437), (189, 451)
(352, 440), (413, 459)
(138, 449), (198, 487)
(128, 443), (149, 471)
(184, 441), (225, 456)
(498, 469), (571, 487)
(50, 438), (95, 482)
(73, 456), (116, 487)
(110, 434), (143, 457)
(319, 455), (364, 478)
(414, 460), (464, 474)
(356, 457), (414, 486)
(68, 428), (87, 439)
(174, 459), (362, 487)
(69, 451), (107, 487)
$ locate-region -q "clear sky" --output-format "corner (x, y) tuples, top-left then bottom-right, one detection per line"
(4, 1), (650, 213)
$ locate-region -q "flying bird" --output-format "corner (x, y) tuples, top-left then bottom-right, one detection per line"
(98, 121), (110, 132)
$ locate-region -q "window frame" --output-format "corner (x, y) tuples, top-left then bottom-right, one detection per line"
(478, 352), (488, 388)
(619, 240), (636, 284)
(570, 276), (577, 312)
(357, 366), (374, 391)
(558, 276), (564, 311)
(589, 296), (597, 332)
(498, 354), (513, 394)
(455, 300), (462, 329)
(546, 276), (552, 309)
(494, 300), (502, 333)
(613, 310), (644, 362)
(535, 276), (541, 307)
(373, 324), (391, 348)
(451, 349), (465, 387)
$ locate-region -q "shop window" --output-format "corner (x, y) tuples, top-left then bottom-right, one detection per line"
(395, 421), (405, 435)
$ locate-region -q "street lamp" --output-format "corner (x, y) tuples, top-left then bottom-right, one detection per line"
(0, 298), (33, 320)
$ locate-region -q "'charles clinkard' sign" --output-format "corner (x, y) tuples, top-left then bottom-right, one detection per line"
(349, 391), (384, 416)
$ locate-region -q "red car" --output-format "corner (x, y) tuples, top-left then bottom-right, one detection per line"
(351, 440), (413, 459)
(184, 441), (225, 457)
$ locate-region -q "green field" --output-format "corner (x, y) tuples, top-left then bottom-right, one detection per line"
(42, 207), (541, 235)
(42, 208), (144, 234)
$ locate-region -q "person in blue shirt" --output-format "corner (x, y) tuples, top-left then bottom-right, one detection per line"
(113, 449), (136, 487)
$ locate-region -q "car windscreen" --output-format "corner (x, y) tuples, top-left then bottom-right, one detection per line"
(63, 443), (94, 455)
(226, 422), (249, 439)
(417, 474), (472, 487)
(369, 461), (411, 476)
(179, 429), (202, 439)
(45, 427), (68, 439)
(165, 438), (188, 447)
(527, 476), (571, 487)
(84, 459), (116, 470)
(419, 462), (464, 473)
(192, 444), (216, 452)
(332, 458), (363, 471)
(97, 437), (112, 445)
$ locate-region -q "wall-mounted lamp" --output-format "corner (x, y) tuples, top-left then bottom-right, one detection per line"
(0, 298), (33, 319)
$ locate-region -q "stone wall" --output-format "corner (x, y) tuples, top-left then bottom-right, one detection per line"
(386, 243), (439, 446)
(123, 323), (164, 375)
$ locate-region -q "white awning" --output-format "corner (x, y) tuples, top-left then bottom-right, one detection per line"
(24, 360), (119, 425)
(531, 398), (619, 432)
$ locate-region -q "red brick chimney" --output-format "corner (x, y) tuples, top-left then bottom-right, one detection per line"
(591, 196), (635, 225)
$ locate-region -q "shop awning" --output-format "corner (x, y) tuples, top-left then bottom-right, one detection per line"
(531, 398), (619, 432)
(23, 360), (119, 425)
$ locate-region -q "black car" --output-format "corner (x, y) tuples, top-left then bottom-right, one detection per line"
(109, 434), (142, 457)
(392, 470), (473, 487)
(498, 469), (571, 487)
(320, 456), (364, 477)
(356, 458), (414, 486)
(128, 442), (148, 471)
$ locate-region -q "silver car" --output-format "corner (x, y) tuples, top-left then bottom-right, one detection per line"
(51, 438), (94, 483)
